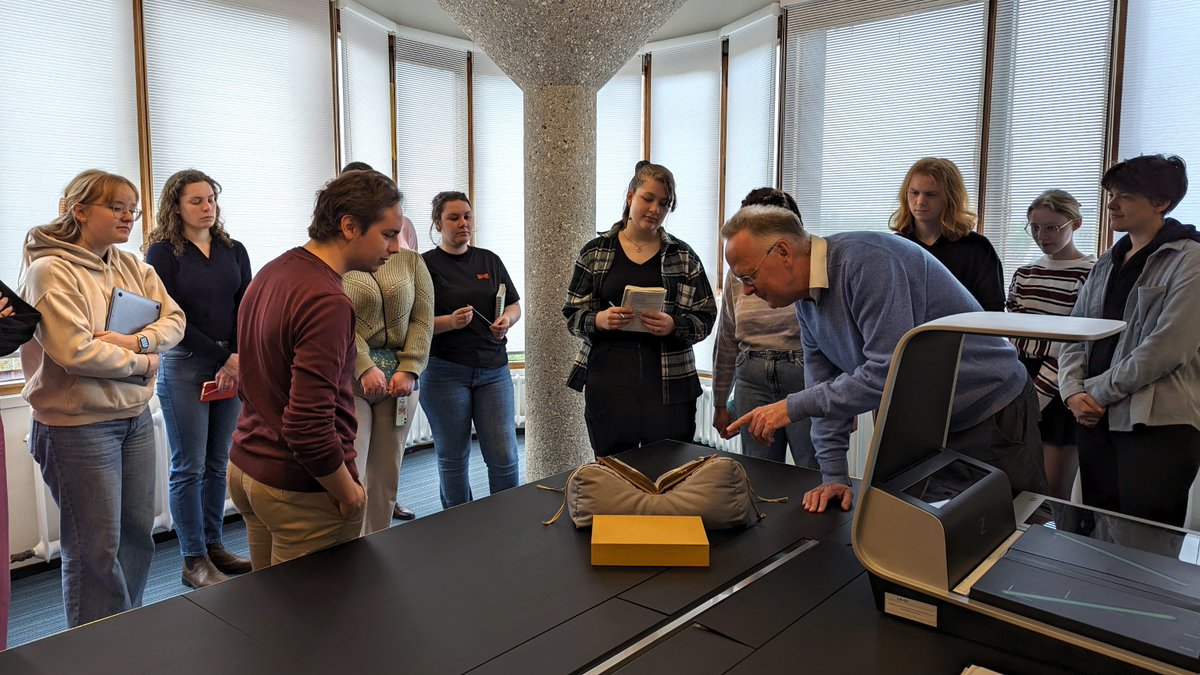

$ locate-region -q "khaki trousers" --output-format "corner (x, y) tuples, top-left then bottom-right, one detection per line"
(353, 390), (418, 535)
(227, 463), (364, 570)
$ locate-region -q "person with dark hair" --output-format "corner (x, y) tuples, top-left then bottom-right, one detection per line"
(1006, 189), (1096, 500)
(711, 187), (816, 468)
(21, 170), (185, 626)
(0, 281), (39, 648)
(564, 161), (717, 456)
(1060, 154), (1200, 527)
(145, 169), (252, 588)
(228, 170), (403, 568)
(340, 161), (418, 250)
(723, 205), (1045, 513)
(420, 191), (522, 507)
(891, 157), (1005, 311)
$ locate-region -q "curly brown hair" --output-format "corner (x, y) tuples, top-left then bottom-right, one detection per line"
(146, 169), (234, 256)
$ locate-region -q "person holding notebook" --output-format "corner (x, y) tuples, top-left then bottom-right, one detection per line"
(20, 169), (185, 627)
(564, 161), (717, 456)
(145, 169), (253, 589)
(420, 191), (521, 508)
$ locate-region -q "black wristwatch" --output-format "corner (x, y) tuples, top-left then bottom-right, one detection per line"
(136, 333), (150, 353)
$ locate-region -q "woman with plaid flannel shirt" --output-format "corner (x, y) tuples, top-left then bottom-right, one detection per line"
(564, 161), (716, 456)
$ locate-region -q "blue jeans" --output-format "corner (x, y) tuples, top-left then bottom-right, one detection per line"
(420, 357), (520, 508)
(157, 348), (241, 557)
(29, 409), (156, 627)
(733, 350), (817, 469)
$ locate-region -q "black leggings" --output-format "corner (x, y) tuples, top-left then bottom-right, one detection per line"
(1077, 423), (1200, 527)
(583, 341), (696, 457)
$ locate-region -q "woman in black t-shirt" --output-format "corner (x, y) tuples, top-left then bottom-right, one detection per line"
(420, 191), (521, 508)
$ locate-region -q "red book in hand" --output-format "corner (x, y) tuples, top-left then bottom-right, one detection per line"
(200, 380), (237, 402)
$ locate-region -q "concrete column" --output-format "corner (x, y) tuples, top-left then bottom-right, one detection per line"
(437, 0), (686, 479)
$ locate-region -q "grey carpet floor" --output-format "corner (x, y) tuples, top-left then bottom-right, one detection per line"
(7, 438), (527, 649)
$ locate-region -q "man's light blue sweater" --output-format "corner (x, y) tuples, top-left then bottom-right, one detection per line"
(786, 231), (1026, 485)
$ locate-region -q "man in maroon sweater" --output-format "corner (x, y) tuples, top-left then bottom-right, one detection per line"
(228, 170), (403, 569)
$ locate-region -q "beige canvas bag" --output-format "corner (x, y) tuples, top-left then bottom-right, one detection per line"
(540, 454), (787, 529)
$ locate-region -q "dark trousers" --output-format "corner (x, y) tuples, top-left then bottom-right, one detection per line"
(945, 378), (1048, 496)
(584, 342), (696, 457)
(1077, 422), (1200, 527)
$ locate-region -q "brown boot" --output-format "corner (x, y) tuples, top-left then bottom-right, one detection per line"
(207, 543), (252, 575)
(182, 555), (229, 589)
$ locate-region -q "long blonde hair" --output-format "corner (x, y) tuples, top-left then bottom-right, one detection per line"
(889, 157), (976, 240)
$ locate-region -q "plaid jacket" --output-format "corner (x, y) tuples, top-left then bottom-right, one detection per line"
(564, 224), (716, 404)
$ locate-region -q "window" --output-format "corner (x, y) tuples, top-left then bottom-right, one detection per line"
(471, 52), (526, 354)
(724, 14), (779, 223)
(340, 3), (393, 176)
(0, 0), (142, 381)
(781, 0), (987, 237)
(596, 57), (644, 233)
(143, 0), (336, 272)
(648, 37), (722, 372)
(394, 33), (469, 250)
(984, 0), (1111, 281)
(1119, 0), (1200, 224)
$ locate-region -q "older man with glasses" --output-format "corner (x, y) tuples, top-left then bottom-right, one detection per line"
(723, 205), (1047, 513)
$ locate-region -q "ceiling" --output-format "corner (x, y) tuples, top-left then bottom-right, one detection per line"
(353, 0), (773, 43)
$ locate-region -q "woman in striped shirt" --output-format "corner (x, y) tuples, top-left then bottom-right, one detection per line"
(1006, 189), (1096, 499)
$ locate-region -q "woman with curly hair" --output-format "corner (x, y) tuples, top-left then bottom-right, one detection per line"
(145, 169), (252, 588)
(890, 157), (1005, 310)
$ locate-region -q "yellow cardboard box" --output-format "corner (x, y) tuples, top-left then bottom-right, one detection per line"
(591, 515), (709, 567)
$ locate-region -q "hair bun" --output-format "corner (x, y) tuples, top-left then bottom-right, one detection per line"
(635, 160), (651, 170)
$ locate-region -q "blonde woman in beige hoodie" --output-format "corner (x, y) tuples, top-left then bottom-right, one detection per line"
(20, 170), (185, 628)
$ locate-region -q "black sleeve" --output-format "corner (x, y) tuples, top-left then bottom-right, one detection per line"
(973, 240), (1006, 311)
(0, 280), (40, 355)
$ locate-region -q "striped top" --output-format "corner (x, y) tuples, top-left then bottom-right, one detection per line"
(1006, 254), (1097, 406)
(711, 271), (805, 406)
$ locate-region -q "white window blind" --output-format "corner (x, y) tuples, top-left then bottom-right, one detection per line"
(0, 0), (142, 289)
(395, 36), (469, 251)
(649, 39), (722, 293)
(1119, 0), (1200, 224)
(725, 14), (779, 219)
(649, 38), (722, 372)
(781, 0), (986, 236)
(983, 0), (1110, 279)
(596, 57), (644, 233)
(143, 0), (336, 272)
(340, 3), (393, 175)
(471, 52), (526, 354)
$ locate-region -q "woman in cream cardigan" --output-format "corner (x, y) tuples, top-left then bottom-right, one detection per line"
(344, 239), (434, 533)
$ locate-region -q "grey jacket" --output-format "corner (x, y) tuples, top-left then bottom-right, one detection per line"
(1059, 237), (1200, 431)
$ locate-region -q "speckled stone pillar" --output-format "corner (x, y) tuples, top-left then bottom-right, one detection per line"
(437, 0), (686, 480)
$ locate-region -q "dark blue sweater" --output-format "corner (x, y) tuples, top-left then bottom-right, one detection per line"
(146, 238), (251, 370)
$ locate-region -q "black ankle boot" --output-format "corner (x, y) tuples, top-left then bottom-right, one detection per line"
(182, 555), (229, 589)
(207, 543), (253, 575)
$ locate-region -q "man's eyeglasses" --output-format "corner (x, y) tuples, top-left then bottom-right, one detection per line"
(734, 240), (780, 286)
(84, 203), (142, 221)
(1024, 219), (1074, 237)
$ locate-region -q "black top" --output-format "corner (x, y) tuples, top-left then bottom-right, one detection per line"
(0, 280), (39, 355)
(596, 244), (663, 344)
(146, 239), (252, 369)
(902, 230), (1005, 311)
(422, 246), (520, 369)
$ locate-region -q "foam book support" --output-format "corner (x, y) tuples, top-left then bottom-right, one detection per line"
(590, 514), (709, 567)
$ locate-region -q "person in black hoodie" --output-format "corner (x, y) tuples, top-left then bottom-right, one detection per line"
(1059, 154), (1200, 527)
(0, 281), (39, 649)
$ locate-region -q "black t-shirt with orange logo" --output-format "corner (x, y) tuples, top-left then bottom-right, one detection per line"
(422, 246), (520, 369)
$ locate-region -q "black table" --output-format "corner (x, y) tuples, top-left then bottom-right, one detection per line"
(0, 441), (1080, 674)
